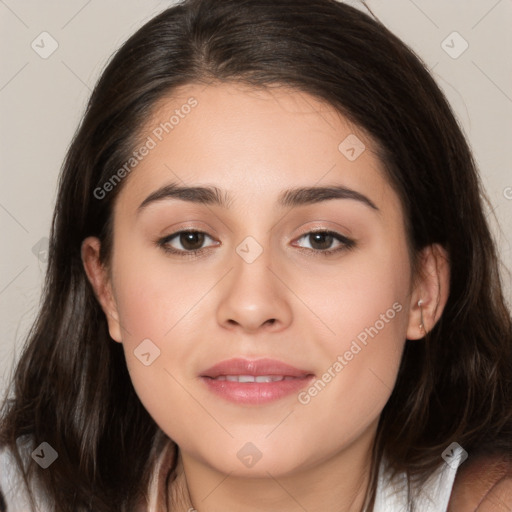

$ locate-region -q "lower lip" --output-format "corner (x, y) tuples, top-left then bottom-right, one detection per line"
(200, 376), (315, 405)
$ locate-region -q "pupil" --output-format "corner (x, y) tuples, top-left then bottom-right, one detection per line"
(311, 233), (332, 250)
(182, 232), (204, 250)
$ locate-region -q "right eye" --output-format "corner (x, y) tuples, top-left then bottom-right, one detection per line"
(157, 230), (219, 256)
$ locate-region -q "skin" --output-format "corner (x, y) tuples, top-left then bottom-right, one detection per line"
(82, 82), (450, 512)
(448, 454), (512, 511)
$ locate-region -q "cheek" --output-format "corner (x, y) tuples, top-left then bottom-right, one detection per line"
(107, 246), (208, 426)
(299, 240), (410, 416)
(307, 237), (410, 354)
(111, 244), (210, 343)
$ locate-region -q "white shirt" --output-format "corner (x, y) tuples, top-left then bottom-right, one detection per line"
(373, 444), (464, 511)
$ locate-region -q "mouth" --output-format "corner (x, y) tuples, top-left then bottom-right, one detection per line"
(200, 358), (315, 404)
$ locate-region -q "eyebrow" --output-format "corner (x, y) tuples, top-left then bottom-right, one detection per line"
(137, 182), (379, 213)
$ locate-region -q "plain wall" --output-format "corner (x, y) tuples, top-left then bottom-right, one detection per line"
(1, 0), (511, 396)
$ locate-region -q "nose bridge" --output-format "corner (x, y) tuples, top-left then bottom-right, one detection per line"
(215, 230), (292, 331)
(231, 231), (277, 299)
(229, 205), (276, 275)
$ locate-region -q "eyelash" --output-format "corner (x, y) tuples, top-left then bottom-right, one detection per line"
(156, 229), (356, 258)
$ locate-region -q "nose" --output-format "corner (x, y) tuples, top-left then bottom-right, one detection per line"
(215, 246), (293, 333)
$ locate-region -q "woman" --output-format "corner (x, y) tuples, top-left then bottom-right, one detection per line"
(1, 0), (511, 510)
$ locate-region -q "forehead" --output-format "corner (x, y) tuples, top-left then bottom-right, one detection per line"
(114, 82), (396, 220)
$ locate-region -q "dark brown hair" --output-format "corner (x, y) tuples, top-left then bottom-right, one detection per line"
(1, 0), (511, 510)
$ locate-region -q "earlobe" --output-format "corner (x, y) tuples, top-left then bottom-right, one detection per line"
(81, 236), (123, 343)
(406, 243), (450, 340)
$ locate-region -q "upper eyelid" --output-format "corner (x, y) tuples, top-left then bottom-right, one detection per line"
(161, 227), (349, 239)
(160, 219), (352, 238)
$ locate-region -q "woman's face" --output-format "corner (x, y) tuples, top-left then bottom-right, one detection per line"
(85, 82), (422, 477)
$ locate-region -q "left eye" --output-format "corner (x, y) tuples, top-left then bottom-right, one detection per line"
(294, 230), (354, 253)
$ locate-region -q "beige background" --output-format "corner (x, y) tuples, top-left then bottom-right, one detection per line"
(1, 0), (511, 396)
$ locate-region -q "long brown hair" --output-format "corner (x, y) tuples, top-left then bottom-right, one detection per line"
(1, 0), (511, 510)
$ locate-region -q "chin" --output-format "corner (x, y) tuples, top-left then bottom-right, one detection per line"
(198, 444), (309, 477)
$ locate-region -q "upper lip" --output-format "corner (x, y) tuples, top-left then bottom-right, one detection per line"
(201, 358), (314, 378)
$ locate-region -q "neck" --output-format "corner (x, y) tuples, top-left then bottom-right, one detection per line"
(168, 423), (378, 512)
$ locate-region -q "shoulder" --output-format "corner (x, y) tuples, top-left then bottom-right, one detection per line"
(447, 452), (512, 511)
(0, 443), (26, 509)
(0, 440), (50, 511)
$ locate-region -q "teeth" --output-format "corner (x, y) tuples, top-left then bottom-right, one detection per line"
(239, 375), (256, 383)
(256, 375), (284, 383)
(212, 375), (292, 382)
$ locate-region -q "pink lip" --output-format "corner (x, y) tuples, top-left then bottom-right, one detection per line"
(200, 358), (315, 405)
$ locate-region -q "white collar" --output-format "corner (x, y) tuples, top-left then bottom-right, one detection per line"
(373, 445), (463, 511)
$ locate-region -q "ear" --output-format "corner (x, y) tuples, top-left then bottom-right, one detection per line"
(81, 236), (122, 343)
(406, 243), (450, 340)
